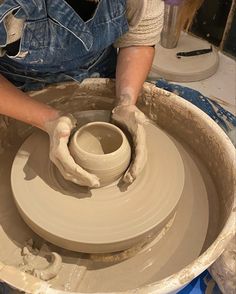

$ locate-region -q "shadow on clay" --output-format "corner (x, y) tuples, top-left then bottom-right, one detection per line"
(169, 137), (220, 254)
(0, 152), (45, 261)
(21, 136), (92, 200)
(117, 177), (130, 192)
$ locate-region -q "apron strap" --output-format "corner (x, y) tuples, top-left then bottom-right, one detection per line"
(47, 0), (94, 51)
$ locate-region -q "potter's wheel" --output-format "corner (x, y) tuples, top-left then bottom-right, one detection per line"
(11, 111), (184, 253)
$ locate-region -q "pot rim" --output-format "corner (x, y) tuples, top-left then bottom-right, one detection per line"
(72, 121), (128, 158)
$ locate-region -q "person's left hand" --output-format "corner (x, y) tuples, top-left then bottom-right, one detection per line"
(112, 105), (148, 184)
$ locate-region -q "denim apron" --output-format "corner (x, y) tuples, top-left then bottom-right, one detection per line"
(0, 0), (128, 91)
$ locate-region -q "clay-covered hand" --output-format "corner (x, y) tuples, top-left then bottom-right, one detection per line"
(44, 115), (100, 188)
(112, 105), (148, 184)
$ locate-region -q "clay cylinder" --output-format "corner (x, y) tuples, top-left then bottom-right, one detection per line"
(69, 122), (131, 187)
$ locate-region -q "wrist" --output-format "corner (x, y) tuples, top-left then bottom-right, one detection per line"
(116, 93), (137, 107)
(39, 108), (61, 131)
(43, 112), (77, 134)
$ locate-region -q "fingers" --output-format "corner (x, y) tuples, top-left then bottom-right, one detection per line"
(46, 115), (100, 188)
(134, 109), (148, 125)
(123, 124), (147, 183)
(112, 105), (147, 134)
(53, 156), (100, 187)
(50, 138), (100, 188)
(112, 105), (148, 184)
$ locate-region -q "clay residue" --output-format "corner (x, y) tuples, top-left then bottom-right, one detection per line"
(19, 240), (62, 281)
(209, 235), (236, 294)
(89, 214), (176, 263)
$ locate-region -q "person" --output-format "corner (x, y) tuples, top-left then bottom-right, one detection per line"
(0, 0), (203, 188)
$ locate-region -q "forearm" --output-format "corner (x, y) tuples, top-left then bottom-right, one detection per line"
(0, 75), (60, 131)
(115, 46), (155, 106)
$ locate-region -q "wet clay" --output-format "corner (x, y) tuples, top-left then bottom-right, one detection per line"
(0, 80), (233, 293)
(73, 122), (124, 155)
(20, 240), (62, 281)
(111, 104), (148, 184)
(69, 122), (131, 186)
(11, 112), (184, 254)
(0, 124), (216, 292)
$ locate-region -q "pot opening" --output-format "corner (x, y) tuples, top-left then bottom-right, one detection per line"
(76, 123), (123, 155)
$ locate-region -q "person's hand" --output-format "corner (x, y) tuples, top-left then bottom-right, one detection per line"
(112, 105), (148, 184)
(44, 114), (100, 188)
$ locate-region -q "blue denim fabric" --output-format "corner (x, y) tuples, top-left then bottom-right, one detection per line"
(177, 271), (221, 294)
(0, 0), (128, 91)
(155, 79), (236, 146)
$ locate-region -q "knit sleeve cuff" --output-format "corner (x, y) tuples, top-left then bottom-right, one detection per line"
(114, 0), (164, 48)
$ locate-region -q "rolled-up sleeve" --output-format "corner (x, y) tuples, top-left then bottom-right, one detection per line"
(114, 0), (164, 48)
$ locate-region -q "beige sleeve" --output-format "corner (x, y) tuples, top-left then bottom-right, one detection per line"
(114, 0), (164, 48)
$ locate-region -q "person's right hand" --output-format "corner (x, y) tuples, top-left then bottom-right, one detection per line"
(44, 114), (100, 188)
(112, 105), (148, 184)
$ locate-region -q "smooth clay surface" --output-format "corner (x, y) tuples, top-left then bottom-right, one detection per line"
(0, 80), (233, 294)
(69, 122), (131, 186)
(73, 122), (124, 155)
(11, 113), (184, 254)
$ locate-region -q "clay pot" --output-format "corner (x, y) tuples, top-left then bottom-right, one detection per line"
(69, 122), (131, 186)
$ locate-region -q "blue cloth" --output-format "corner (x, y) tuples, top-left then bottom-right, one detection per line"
(0, 0), (128, 91)
(155, 79), (236, 138)
(177, 271), (221, 294)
